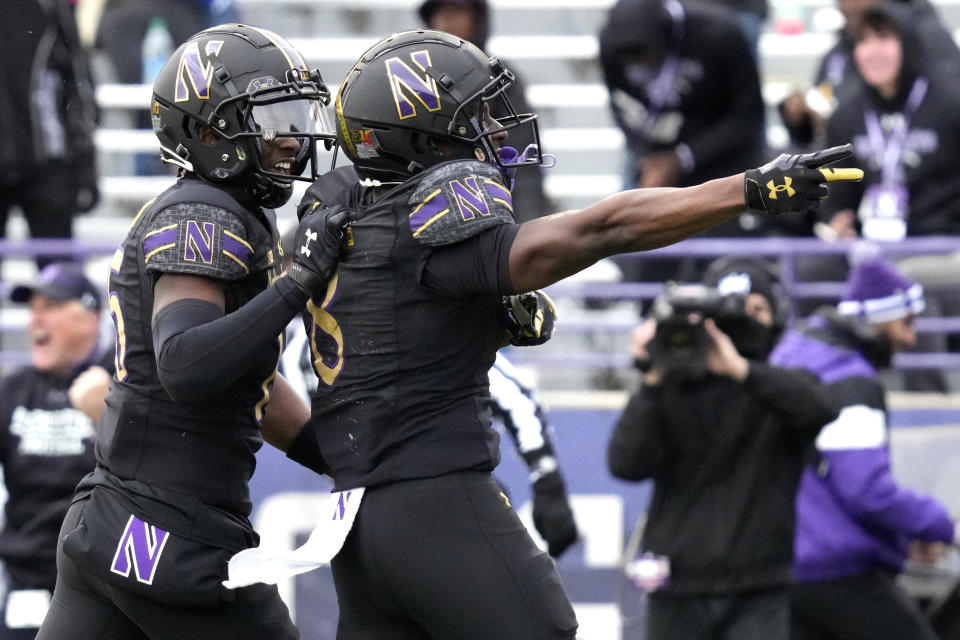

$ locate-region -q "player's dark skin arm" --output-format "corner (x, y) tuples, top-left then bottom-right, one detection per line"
(261, 373), (310, 451)
(508, 175), (744, 292)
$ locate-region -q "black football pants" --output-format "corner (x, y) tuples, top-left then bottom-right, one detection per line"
(331, 471), (579, 640)
(35, 500), (299, 640)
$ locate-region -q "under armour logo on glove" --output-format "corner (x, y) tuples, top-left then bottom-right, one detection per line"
(766, 177), (795, 199)
(300, 229), (318, 257)
(285, 205), (352, 298)
(744, 143), (863, 215)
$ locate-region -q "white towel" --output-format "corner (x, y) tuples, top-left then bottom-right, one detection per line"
(222, 487), (364, 589)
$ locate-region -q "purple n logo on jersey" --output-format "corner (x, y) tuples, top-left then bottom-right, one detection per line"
(385, 51), (441, 120)
(110, 515), (170, 585)
(175, 40), (225, 103)
(450, 178), (490, 221)
(184, 220), (216, 264)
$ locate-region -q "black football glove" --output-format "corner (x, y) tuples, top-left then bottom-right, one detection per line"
(744, 143), (863, 215)
(501, 290), (557, 347)
(286, 205), (351, 297)
(532, 467), (578, 558)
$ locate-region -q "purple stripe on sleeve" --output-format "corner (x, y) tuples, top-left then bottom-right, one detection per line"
(142, 228), (178, 257)
(484, 181), (512, 206)
(222, 234), (252, 266)
(409, 194), (449, 234)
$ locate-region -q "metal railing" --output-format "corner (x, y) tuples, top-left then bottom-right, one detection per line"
(1, 236), (957, 372)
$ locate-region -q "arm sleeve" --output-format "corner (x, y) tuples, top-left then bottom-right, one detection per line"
(741, 362), (840, 436)
(419, 223), (519, 296)
(607, 384), (667, 481)
(819, 377), (955, 543)
(152, 277), (309, 404)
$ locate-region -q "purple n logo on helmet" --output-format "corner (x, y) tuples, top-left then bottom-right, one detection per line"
(385, 50), (442, 119)
(174, 40), (225, 102)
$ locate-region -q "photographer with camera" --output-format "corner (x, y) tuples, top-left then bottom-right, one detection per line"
(607, 257), (839, 640)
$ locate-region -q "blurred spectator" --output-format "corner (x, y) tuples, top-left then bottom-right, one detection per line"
(770, 257), (958, 640)
(820, 3), (960, 390)
(780, 0), (960, 150)
(417, 0), (552, 222)
(0, 0), (99, 268)
(94, 0), (239, 174)
(598, 0), (765, 195)
(608, 257), (838, 640)
(820, 2), (960, 242)
(716, 0), (768, 58)
(600, 0), (785, 287)
(95, 0), (238, 84)
(0, 263), (111, 638)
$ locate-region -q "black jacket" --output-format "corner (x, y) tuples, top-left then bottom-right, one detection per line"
(0, 0), (97, 191)
(608, 363), (838, 594)
(0, 349), (111, 589)
(599, 0), (766, 187)
(822, 2), (960, 236)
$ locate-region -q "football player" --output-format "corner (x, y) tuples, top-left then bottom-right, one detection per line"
(290, 30), (862, 639)
(36, 24), (346, 640)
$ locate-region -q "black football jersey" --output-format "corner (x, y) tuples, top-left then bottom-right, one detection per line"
(298, 162), (519, 490)
(97, 178), (284, 515)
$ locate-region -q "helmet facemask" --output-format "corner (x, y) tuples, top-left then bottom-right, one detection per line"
(446, 59), (542, 173)
(152, 25), (336, 209)
(208, 69), (335, 207)
(335, 31), (546, 183)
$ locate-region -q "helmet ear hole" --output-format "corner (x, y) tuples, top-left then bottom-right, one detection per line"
(195, 123), (220, 146)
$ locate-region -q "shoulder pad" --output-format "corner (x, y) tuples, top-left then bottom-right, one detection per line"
(407, 160), (515, 246)
(298, 166), (358, 218)
(142, 202), (257, 281)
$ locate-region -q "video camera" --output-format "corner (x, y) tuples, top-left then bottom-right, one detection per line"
(646, 284), (750, 379)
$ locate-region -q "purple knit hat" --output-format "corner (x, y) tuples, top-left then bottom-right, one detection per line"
(837, 259), (924, 323)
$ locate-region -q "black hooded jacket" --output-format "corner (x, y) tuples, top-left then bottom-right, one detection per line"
(0, 0), (98, 190)
(599, 0), (766, 187)
(822, 2), (960, 236)
(785, 0), (960, 147)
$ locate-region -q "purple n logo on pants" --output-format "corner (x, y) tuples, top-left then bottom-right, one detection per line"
(110, 514), (170, 585)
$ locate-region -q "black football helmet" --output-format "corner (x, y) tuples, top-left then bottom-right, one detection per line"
(151, 23), (335, 208)
(335, 30), (542, 182)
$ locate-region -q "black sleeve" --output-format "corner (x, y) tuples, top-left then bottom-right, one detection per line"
(418, 223), (519, 296)
(607, 384), (667, 481)
(152, 277), (309, 404)
(741, 362), (840, 436)
(682, 20), (766, 172)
